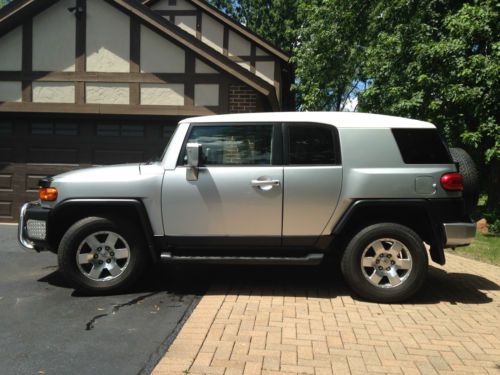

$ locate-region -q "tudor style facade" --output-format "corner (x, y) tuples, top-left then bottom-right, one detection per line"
(0, 0), (292, 222)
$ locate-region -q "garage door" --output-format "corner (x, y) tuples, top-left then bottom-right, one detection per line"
(0, 116), (178, 223)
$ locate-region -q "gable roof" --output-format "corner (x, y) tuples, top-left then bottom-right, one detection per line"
(0, 0), (280, 109)
(143, 0), (290, 62)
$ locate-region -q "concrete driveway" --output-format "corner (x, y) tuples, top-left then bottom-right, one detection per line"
(0, 224), (205, 375)
(154, 253), (500, 375)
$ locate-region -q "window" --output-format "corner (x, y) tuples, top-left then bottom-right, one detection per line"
(31, 122), (78, 136)
(183, 124), (274, 165)
(96, 124), (144, 137)
(392, 129), (452, 164)
(287, 124), (338, 165)
(0, 122), (13, 135)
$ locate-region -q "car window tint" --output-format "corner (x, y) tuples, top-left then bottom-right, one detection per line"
(288, 125), (336, 165)
(185, 125), (273, 165)
(392, 129), (452, 164)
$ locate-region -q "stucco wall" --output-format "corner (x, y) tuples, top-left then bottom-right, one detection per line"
(201, 13), (223, 53)
(255, 61), (275, 85)
(0, 82), (22, 102)
(32, 82), (75, 103)
(0, 26), (22, 71)
(33, 0), (75, 72)
(228, 30), (250, 57)
(140, 83), (184, 106)
(194, 84), (219, 106)
(86, 0), (130, 73)
(195, 59), (218, 74)
(86, 83), (129, 105)
(175, 16), (197, 36)
(141, 25), (185, 73)
(151, 0), (196, 11)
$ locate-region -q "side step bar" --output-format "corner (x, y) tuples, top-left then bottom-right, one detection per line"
(160, 252), (324, 266)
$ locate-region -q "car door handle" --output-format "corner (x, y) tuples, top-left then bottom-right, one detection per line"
(251, 179), (280, 187)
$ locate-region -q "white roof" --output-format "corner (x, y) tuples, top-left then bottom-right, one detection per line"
(182, 112), (435, 129)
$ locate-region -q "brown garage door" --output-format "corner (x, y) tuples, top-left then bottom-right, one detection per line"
(0, 115), (178, 223)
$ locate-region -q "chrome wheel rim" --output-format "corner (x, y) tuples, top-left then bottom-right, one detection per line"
(360, 238), (412, 288)
(76, 231), (130, 282)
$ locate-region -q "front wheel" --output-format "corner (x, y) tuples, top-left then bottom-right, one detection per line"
(341, 223), (428, 303)
(58, 216), (146, 294)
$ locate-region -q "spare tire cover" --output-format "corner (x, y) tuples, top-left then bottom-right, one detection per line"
(449, 147), (479, 215)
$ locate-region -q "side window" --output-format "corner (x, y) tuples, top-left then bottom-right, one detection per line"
(287, 124), (338, 165)
(183, 124), (274, 165)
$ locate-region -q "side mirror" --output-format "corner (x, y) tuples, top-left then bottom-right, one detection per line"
(186, 143), (202, 181)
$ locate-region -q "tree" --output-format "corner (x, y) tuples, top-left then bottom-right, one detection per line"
(359, 0), (499, 210)
(208, 0), (301, 53)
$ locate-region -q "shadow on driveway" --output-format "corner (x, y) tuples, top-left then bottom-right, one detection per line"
(39, 262), (499, 305)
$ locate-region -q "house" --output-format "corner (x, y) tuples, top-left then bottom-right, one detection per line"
(0, 0), (292, 222)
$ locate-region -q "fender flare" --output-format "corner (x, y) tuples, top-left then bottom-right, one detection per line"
(50, 199), (158, 261)
(332, 199), (446, 265)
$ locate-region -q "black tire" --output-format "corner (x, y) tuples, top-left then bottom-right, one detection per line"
(341, 223), (428, 303)
(58, 216), (146, 294)
(449, 147), (479, 215)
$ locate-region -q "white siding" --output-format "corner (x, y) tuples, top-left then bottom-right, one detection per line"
(86, 83), (129, 105)
(32, 0), (75, 72)
(256, 47), (269, 57)
(33, 82), (75, 103)
(201, 14), (223, 53)
(141, 25), (185, 73)
(86, 0), (130, 72)
(141, 83), (184, 106)
(228, 30), (251, 57)
(194, 84), (219, 106)
(0, 26), (22, 71)
(0, 82), (22, 102)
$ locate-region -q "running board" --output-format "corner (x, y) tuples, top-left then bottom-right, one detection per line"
(159, 252), (324, 266)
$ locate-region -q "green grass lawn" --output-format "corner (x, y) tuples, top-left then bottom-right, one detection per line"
(447, 232), (500, 266)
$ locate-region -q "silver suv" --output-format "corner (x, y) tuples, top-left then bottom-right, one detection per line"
(19, 112), (477, 302)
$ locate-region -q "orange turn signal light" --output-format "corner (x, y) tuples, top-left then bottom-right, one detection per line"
(39, 187), (58, 201)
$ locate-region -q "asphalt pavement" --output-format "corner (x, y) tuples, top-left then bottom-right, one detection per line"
(0, 224), (205, 375)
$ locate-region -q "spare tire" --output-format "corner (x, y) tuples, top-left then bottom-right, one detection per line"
(449, 147), (479, 215)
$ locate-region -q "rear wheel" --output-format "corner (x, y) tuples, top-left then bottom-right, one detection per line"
(341, 223), (428, 303)
(58, 216), (146, 294)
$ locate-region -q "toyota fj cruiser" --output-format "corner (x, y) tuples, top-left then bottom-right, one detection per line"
(19, 112), (477, 302)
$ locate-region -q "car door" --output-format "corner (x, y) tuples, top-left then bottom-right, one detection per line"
(162, 122), (283, 246)
(282, 122), (342, 244)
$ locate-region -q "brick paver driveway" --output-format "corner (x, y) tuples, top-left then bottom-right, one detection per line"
(154, 253), (499, 375)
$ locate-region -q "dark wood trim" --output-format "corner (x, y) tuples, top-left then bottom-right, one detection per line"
(187, 0), (289, 62)
(222, 26), (229, 56)
(274, 59), (281, 105)
(0, 72), (222, 84)
(250, 44), (256, 74)
(141, 0), (290, 62)
(130, 17), (141, 105)
(109, 0), (277, 105)
(21, 19), (32, 102)
(219, 79), (229, 113)
(195, 9), (202, 39)
(184, 52), (195, 107)
(229, 55), (275, 62)
(75, 0), (86, 105)
(0, 102), (219, 116)
(155, 10), (197, 16)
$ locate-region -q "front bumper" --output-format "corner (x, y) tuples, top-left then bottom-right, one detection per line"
(443, 222), (476, 248)
(18, 202), (51, 251)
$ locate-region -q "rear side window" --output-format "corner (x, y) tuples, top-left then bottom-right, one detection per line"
(392, 129), (452, 164)
(287, 124), (339, 165)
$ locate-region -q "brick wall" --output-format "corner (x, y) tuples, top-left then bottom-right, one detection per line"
(229, 84), (258, 113)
